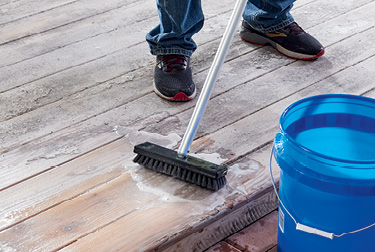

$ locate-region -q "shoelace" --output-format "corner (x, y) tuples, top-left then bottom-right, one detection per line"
(159, 55), (187, 72)
(284, 22), (305, 35)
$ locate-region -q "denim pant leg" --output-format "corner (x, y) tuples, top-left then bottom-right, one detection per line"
(146, 0), (204, 57)
(243, 0), (296, 33)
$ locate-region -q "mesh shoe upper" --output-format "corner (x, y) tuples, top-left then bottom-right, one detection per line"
(153, 55), (196, 101)
(240, 21), (325, 60)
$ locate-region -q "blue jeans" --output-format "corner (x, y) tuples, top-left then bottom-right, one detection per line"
(146, 0), (296, 57)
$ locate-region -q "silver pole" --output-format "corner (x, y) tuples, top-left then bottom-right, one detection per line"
(178, 0), (248, 158)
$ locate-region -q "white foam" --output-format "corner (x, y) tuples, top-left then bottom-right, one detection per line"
(125, 130), (181, 150)
(123, 161), (191, 203)
(122, 130), (250, 214)
(0, 242), (16, 252)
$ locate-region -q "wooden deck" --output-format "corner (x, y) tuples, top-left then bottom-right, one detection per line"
(1, 0), (375, 251)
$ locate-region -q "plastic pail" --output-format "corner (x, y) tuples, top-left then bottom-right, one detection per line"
(272, 94), (375, 252)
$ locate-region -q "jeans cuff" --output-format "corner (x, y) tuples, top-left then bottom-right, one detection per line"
(151, 48), (193, 57)
(244, 18), (295, 33)
(262, 18), (295, 33)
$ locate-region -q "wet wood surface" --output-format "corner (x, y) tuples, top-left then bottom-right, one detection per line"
(1, 0), (375, 251)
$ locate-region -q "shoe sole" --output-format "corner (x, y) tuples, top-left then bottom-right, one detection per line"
(153, 81), (197, 102)
(240, 30), (325, 60)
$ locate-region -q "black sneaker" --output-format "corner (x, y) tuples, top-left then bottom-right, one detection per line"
(153, 54), (196, 101)
(240, 21), (324, 60)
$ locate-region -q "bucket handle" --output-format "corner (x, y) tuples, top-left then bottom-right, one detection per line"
(270, 144), (375, 240)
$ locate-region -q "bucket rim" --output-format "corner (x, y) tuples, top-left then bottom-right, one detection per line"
(279, 94), (375, 165)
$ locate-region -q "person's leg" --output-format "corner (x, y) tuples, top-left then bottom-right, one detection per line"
(146, 0), (204, 101)
(146, 0), (204, 57)
(241, 0), (324, 60)
(243, 0), (295, 32)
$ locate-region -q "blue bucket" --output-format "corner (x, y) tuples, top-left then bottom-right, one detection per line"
(272, 94), (375, 252)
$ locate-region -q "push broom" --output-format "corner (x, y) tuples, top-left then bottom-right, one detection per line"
(133, 0), (248, 191)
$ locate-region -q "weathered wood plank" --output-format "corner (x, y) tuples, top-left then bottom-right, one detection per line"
(0, 0), (18, 7)
(0, 0), (78, 25)
(0, 0), (142, 45)
(188, 55), (375, 198)
(144, 26), (375, 143)
(267, 245), (278, 252)
(0, 2), (148, 68)
(0, 0), (251, 69)
(0, 0), (374, 251)
(224, 210), (278, 252)
(0, 138), (138, 231)
(0, 0), (240, 88)
(1, 7), (374, 196)
(0, 172), (159, 251)
(0, 33), (253, 148)
(292, 0), (370, 28)
(1, 0), (374, 175)
(1, 0), (373, 147)
(0, 7), (150, 92)
(1, 0), (370, 110)
(59, 185), (277, 252)
(363, 88), (375, 98)
(1, 52), (373, 251)
(160, 187), (278, 252)
(189, 49), (375, 160)
(0, 135), (276, 251)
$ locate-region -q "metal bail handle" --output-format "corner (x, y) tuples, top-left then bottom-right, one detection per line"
(269, 143), (375, 239)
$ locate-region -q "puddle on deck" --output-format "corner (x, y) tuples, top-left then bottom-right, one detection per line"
(122, 128), (263, 217)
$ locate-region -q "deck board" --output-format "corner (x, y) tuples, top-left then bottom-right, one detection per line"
(1, 0), (375, 251)
(0, 0), (78, 25)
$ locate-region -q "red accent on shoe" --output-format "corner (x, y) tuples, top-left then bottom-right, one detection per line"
(160, 55), (188, 72)
(285, 22), (305, 35)
(306, 48), (325, 60)
(169, 92), (193, 102)
(277, 48), (325, 60)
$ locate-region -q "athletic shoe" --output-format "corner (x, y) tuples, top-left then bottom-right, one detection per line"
(153, 54), (196, 101)
(240, 21), (325, 60)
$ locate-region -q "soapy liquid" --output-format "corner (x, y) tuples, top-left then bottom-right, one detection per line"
(286, 113), (375, 162)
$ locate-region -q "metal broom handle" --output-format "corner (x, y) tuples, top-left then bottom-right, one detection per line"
(178, 0), (248, 158)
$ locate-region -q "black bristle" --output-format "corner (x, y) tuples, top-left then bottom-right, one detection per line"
(156, 162), (163, 172)
(133, 154), (139, 163)
(133, 142), (228, 191)
(207, 178), (212, 189)
(162, 163), (170, 174)
(154, 161), (162, 172)
(181, 169), (187, 181)
(176, 167), (182, 179)
(201, 176), (207, 188)
(171, 166), (177, 177)
(143, 156), (150, 165)
(186, 170), (193, 182)
(190, 172), (197, 184)
(140, 155), (146, 164)
(196, 174), (202, 186)
(133, 154), (142, 164)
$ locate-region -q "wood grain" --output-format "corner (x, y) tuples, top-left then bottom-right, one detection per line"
(0, 0), (374, 251)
